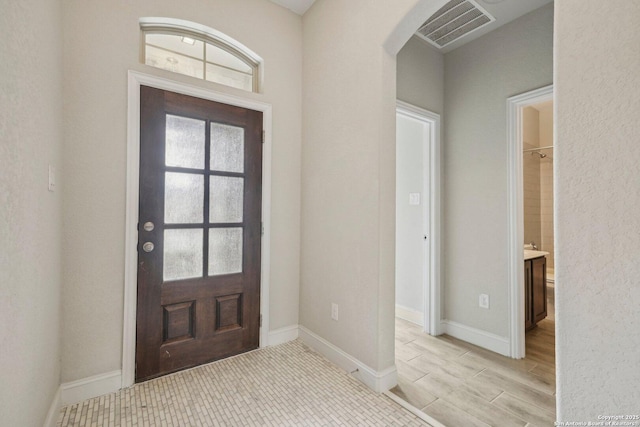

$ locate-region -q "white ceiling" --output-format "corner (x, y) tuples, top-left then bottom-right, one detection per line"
(268, 0), (553, 53)
(269, 0), (315, 15)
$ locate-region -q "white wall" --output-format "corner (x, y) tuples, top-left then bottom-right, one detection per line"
(397, 36), (444, 115)
(395, 114), (427, 315)
(0, 0), (64, 424)
(61, 0), (302, 382)
(442, 4), (553, 336)
(555, 0), (640, 419)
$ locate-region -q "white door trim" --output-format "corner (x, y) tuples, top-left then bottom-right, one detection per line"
(396, 100), (441, 336)
(506, 84), (553, 358)
(123, 70), (273, 387)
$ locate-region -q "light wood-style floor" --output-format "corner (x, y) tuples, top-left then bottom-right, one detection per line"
(391, 289), (555, 427)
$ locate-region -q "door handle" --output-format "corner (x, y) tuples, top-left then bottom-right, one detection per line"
(142, 242), (155, 253)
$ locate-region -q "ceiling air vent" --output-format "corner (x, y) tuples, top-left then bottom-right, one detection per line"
(417, 0), (495, 49)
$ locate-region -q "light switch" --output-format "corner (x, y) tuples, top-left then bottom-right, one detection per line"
(409, 193), (420, 205)
(48, 165), (55, 192)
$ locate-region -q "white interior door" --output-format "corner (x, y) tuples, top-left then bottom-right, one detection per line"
(395, 111), (431, 331)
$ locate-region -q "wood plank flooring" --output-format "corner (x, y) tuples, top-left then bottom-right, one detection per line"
(391, 289), (556, 427)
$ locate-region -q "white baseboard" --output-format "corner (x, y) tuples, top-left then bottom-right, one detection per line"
(440, 320), (510, 356)
(298, 326), (397, 393)
(395, 305), (424, 327)
(267, 324), (299, 346)
(43, 385), (61, 427)
(60, 370), (122, 406)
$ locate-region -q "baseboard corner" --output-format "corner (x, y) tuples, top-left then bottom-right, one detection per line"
(395, 304), (424, 327)
(440, 319), (510, 356)
(267, 324), (299, 346)
(43, 385), (62, 427)
(298, 326), (397, 393)
(60, 370), (122, 406)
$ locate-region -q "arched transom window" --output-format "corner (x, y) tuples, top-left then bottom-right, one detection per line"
(140, 18), (262, 93)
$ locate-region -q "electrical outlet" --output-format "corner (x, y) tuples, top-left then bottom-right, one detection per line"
(479, 294), (490, 309)
(331, 303), (339, 321)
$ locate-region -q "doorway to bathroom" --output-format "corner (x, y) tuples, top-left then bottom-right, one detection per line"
(507, 85), (555, 369)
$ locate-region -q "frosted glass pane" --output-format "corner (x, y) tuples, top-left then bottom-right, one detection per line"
(210, 176), (244, 223)
(165, 114), (205, 169)
(210, 123), (244, 172)
(208, 228), (243, 275)
(164, 229), (203, 281)
(165, 172), (204, 224)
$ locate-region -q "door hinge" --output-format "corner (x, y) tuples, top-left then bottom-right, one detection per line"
(260, 314), (263, 327)
(262, 130), (265, 144)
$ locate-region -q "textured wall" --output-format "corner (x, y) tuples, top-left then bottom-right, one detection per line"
(397, 36), (444, 115)
(61, 0), (302, 382)
(555, 0), (640, 419)
(0, 0), (63, 424)
(301, 0), (448, 372)
(442, 4), (553, 335)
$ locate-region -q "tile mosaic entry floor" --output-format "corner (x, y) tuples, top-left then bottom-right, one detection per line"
(58, 340), (429, 426)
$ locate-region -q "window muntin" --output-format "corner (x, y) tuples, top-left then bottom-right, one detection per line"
(141, 25), (259, 92)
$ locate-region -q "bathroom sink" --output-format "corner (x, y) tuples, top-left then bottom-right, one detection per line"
(524, 249), (549, 260)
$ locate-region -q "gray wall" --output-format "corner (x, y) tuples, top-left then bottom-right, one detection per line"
(555, 0), (640, 419)
(397, 37), (444, 115)
(442, 4), (553, 336)
(0, 0), (64, 424)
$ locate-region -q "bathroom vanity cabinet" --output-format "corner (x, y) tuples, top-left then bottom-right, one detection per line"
(525, 256), (547, 330)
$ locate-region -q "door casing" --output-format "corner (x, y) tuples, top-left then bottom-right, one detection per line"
(123, 70), (273, 387)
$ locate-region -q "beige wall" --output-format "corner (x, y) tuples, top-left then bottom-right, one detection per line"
(442, 4), (553, 335)
(301, 0), (448, 372)
(397, 36), (444, 115)
(0, 0), (64, 424)
(61, 0), (302, 382)
(2, 0), (639, 421)
(555, 0), (640, 419)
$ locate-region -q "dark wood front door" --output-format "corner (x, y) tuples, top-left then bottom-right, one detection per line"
(136, 86), (262, 382)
